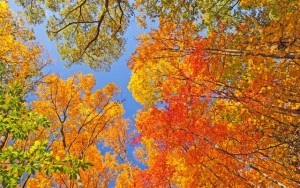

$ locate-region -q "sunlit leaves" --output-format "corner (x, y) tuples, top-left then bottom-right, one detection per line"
(3, 0), (300, 187)
(31, 73), (132, 187)
(128, 19), (202, 107)
(15, 0), (132, 70)
(0, 3), (54, 186)
(0, 2), (46, 87)
(129, 9), (300, 185)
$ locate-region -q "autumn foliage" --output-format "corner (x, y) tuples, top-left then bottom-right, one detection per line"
(1, 0), (299, 187)
(131, 38), (299, 186)
(28, 73), (132, 187)
(128, 3), (299, 186)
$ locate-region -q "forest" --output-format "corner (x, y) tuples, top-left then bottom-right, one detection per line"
(0, 0), (299, 187)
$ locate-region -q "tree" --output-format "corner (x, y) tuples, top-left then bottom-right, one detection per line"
(130, 40), (299, 187)
(0, 79), (53, 188)
(128, 17), (300, 187)
(15, 0), (132, 70)
(29, 73), (133, 187)
(0, 2), (82, 187)
(204, 0), (300, 174)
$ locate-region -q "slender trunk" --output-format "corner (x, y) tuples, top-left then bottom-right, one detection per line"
(0, 131), (8, 151)
(206, 48), (300, 60)
(76, 174), (83, 188)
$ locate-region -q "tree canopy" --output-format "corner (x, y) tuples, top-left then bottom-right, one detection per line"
(1, 0), (299, 187)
